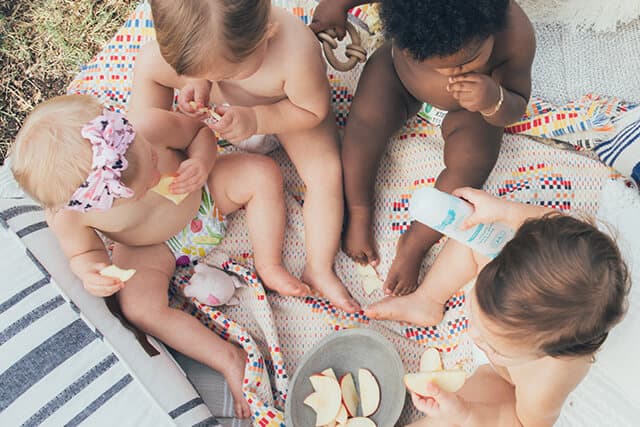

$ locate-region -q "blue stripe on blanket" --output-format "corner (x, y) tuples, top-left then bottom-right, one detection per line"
(170, 397), (205, 418)
(596, 120), (640, 163)
(64, 374), (134, 427)
(0, 277), (50, 315)
(0, 319), (99, 412)
(0, 295), (65, 345)
(21, 354), (120, 427)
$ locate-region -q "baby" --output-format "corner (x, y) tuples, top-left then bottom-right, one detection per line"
(146, 0), (360, 313)
(10, 93), (304, 418)
(389, 188), (629, 426)
(311, 0), (535, 297)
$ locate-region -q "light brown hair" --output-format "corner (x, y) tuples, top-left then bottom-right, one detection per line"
(150, 0), (271, 76)
(476, 213), (630, 358)
(11, 94), (139, 209)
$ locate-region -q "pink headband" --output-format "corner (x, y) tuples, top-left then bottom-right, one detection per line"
(66, 110), (135, 212)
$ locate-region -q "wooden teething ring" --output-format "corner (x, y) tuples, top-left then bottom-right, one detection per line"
(317, 22), (367, 72)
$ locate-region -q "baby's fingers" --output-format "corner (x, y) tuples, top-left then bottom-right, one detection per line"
(85, 274), (123, 297)
(170, 177), (201, 195)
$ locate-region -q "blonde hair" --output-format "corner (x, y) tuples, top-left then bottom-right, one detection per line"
(150, 0), (271, 76)
(11, 94), (139, 210)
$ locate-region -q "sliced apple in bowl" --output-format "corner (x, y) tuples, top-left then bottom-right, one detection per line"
(339, 373), (359, 417)
(358, 368), (380, 417)
(322, 368), (337, 380)
(304, 375), (342, 426)
(404, 370), (467, 395)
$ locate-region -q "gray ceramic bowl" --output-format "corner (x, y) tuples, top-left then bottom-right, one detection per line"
(285, 328), (405, 427)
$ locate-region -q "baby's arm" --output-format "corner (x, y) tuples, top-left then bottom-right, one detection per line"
(309, 0), (376, 38)
(46, 210), (122, 297)
(213, 47), (332, 142)
(412, 362), (578, 427)
(453, 187), (553, 231)
(481, 22), (535, 127)
(128, 42), (217, 194)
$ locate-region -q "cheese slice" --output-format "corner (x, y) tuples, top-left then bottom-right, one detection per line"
(99, 265), (136, 282)
(356, 264), (383, 295)
(151, 175), (189, 205)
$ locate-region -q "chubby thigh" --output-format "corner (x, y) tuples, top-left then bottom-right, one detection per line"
(111, 243), (176, 328)
(205, 151), (284, 215)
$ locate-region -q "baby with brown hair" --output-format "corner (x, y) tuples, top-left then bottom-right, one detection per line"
(140, 0), (360, 313)
(10, 93), (306, 418)
(370, 188), (630, 426)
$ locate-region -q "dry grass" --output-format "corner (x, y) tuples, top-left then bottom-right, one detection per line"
(0, 0), (137, 164)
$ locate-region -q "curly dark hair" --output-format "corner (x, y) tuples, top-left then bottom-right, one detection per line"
(380, 0), (509, 61)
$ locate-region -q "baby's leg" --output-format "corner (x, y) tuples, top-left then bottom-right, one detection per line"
(407, 365), (515, 427)
(113, 243), (250, 419)
(277, 114), (360, 313)
(206, 152), (309, 297)
(367, 239), (477, 326)
(342, 42), (421, 267)
(384, 110), (502, 296)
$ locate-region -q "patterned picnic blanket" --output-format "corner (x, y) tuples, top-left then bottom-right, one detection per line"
(68, 2), (630, 425)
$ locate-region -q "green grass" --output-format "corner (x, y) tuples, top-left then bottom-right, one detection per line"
(0, 0), (137, 164)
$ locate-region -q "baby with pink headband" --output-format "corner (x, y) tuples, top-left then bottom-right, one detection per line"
(11, 93), (306, 419)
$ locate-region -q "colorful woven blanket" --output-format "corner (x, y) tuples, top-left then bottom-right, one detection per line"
(68, 2), (626, 425)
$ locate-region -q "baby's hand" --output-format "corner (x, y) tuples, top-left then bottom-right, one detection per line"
(309, 0), (351, 40)
(178, 79), (213, 120)
(452, 187), (509, 230)
(209, 105), (258, 144)
(410, 384), (470, 425)
(446, 73), (501, 114)
(81, 262), (124, 297)
(171, 158), (210, 195)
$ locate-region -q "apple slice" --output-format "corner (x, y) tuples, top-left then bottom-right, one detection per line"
(358, 368), (380, 417)
(310, 374), (326, 391)
(404, 370), (467, 394)
(345, 418), (376, 427)
(339, 373), (359, 417)
(99, 265), (136, 282)
(151, 175), (189, 205)
(322, 368), (337, 380)
(335, 404), (348, 424)
(304, 375), (342, 426)
(419, 348), (443, 372)
(356, 264), (383, 295)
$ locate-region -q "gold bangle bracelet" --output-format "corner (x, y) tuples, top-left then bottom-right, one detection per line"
(481, 85), (504, 117)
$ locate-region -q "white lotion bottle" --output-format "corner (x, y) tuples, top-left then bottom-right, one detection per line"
(409, 188), (515, 258)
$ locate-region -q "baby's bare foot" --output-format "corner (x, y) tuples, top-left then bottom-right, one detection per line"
(223, 345), (251, 419)
(384, 224), (436, 296)
(343, 206), (379, 267)
(257, 263), (310, 297)
(303, 266), (361, 313)
(366, 293), (445, 327)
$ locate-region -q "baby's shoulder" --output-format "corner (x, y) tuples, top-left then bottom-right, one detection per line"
(511, 356), (590, 421)
(271, 7), (322, 61)
(500, 1), (535, 56)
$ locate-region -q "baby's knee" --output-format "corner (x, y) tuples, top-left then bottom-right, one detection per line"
(247, 154), (283, 189)
(119, 296), (164, 332)
(301, 152), (342, 189)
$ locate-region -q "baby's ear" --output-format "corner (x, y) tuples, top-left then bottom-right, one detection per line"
(265, 21), (280, 40)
